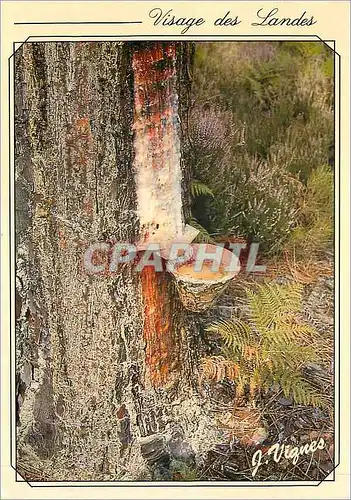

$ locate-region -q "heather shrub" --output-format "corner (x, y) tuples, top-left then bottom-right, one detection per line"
(190, 124), (301, 253)
(190, 41), (334, 255)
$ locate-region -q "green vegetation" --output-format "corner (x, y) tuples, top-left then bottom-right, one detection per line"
(200, 282), (324, 408)
(286, 164), (334, 258)
(170, 459), (200, 481)
(190, 41), (334, 255)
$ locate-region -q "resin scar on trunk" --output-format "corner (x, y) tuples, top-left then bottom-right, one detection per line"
(132, 43), (183, 387)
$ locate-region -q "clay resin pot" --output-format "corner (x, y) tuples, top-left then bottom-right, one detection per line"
(167, 243), (240, 312)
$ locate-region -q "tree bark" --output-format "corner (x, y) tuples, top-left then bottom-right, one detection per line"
(15, 41), (218, 482)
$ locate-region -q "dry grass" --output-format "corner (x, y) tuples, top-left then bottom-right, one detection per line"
(265, 251), (333, 283)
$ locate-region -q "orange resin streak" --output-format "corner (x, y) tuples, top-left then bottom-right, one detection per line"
(132, 43), (179, 387)
(140, 264), (174, 387)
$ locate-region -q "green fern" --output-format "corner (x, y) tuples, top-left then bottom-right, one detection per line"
(287, 376), (323, 407)
(190, 180), (215, 199)
(201, 282), (324, 408)
(248, 282), (303, 323)
(187, 217), (215, 244)
(206, 318), (251, 354)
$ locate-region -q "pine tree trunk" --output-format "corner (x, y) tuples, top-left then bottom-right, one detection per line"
(15, 41), (218, 481)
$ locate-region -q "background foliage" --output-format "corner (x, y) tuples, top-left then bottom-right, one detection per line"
(189, 41), (334, 256)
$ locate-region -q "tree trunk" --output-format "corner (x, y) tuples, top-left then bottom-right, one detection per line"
(15, 41), (218, 481)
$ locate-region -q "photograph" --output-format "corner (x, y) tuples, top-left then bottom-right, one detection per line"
(14, 40), (335, 483)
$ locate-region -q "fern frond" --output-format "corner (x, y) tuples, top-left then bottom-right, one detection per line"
(187, 217), (215, 244)
(206, 318), (251, 354)
(278, 315), (315, 340)
(290, 377), (322, 407)
(199, 356), (240, 384)
(249, 282), (303, 326)
(283, 342), (318, 367)
(280, 370), (294, 398)
(190, 180), (215, 199)
(278, 372), (323, 407)
(263, 345), (286, 371)
(247, 289), (271, 330)
(199, 282), (324, 409)
(264, 324), (297, 345)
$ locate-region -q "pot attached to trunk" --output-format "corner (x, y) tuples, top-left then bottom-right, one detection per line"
(167, 243), (240, 312)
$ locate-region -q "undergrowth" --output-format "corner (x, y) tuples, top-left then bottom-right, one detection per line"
(200, 282), (326, 408)
(190, 41), (334, 256)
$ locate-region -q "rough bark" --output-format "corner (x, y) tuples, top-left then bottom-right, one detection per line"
(15, 41), (218, 482)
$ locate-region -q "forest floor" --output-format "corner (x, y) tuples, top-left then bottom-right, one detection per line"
(196, 253), (335, 482)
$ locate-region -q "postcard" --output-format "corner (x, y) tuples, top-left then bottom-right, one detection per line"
(1, 1), (350, 499)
